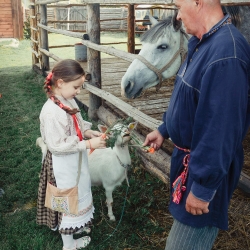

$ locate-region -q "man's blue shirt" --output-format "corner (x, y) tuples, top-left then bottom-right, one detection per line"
(158, 14), (250, 229)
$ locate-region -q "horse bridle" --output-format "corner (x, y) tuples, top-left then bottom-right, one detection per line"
(136, 28), (189, 91)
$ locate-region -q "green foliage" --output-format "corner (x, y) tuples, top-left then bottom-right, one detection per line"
(105, 117), (134, 148)
(23, 17), (31, 40)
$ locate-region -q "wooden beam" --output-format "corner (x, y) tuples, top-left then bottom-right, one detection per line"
(40, 4), (50, 71)
(38, 24), (137, 62)
(35, 0), (68, 4)
(39, 48), (62, 62)
(87, 4), (102, 121)
(127, 4), (135, 53)
(18, 0), (23, 39)
(73, 0), (250, 5)
(11, 0), (16, 38)
(84, 83), (162, 130)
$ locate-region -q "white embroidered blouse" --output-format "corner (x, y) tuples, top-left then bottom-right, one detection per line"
(40, 96), (92, 155)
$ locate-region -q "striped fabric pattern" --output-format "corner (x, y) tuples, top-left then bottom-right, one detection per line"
(165, 219), (219, 250)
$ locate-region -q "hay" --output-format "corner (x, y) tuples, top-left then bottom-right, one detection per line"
(144, 184), (250, 249)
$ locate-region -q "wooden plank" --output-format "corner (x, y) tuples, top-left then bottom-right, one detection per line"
(0, 10), (12, 14)
(35, 0), (250, 5)
(84, 82), (162, 130)
(0, 17), (12, 22)
(35, 0), (68, 4)
(87, 3), (102, 120)
(18, 0), (23, 39)
(0, 6), (11, 9)
(127, 4), (135, 53)
(0, 24), (13, 29)
(0, 32), (13, 37)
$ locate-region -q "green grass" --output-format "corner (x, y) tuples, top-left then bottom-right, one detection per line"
(0, 38), (168, 250)
(2, 35), (248, 250)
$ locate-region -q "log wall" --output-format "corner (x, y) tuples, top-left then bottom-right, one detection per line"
(0, 0), (23, 39)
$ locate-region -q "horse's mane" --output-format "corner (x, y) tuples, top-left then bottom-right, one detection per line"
(140, 16), (174, 43)
(140, 6), (241, 44)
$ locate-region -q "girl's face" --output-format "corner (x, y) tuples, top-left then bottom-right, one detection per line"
(55, 76), (85, 100)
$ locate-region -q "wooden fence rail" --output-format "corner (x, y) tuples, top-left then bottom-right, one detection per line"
(37, 23), (137, 62)
(31, 0), (250, 194)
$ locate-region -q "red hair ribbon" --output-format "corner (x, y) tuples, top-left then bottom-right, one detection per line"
(46, 72), (53, 83)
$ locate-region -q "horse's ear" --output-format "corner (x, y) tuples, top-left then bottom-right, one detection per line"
(172, 11), (182, 31)
(149, 15), (158, 26)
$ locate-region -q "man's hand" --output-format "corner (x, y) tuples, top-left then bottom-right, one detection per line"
(185, 192), (210, 215)
(143, 130), (164, 150)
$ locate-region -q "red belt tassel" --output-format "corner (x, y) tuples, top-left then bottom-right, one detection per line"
(172, 145), (190, 204)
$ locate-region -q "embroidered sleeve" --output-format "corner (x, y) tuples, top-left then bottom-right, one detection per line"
(40, 102), (87, 155)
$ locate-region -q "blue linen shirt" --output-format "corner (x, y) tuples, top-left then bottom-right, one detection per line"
(158, 14), (250, 230)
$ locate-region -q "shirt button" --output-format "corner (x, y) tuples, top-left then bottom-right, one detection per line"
(190, 59), (192, 62)
(196, 48), (199, 52)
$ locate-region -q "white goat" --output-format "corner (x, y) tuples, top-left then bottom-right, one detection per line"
(36, 121), (137, 221)
(89, 122), (137, 221)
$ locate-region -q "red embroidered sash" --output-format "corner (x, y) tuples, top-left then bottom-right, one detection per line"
(172, 145), (190, 204)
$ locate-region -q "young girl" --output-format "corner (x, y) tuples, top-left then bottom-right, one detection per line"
(36, 59), (106, 250)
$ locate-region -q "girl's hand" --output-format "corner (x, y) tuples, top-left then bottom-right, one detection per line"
(84, 129), (102, 138)
(87, 135), (106, 150)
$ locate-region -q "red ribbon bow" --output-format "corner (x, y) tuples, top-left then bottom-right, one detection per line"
(46, 72), (53, 83)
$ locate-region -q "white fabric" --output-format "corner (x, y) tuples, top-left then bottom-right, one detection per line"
(52, 153), (94, 230)
(61, 234), (75, 249)
(40, 96), (94, 230)
(40, 96), (92, 156)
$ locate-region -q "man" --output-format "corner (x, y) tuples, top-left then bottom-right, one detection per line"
(143, 0), (250, 249)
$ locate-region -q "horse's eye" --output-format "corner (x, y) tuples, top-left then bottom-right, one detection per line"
(157, 44), (168, 50)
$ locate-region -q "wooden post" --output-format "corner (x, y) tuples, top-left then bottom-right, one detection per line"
(87, 4), (102, 120)
(40, 4), (50, 71)
(18, 0), (23, 39)
(30, 0), (39, 65)
(11, 0), (18, 39)
(12, 0), (23, 39)
(127, 4), (135, 54)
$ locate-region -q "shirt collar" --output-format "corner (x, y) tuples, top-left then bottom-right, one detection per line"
(202, 14), (232, 40)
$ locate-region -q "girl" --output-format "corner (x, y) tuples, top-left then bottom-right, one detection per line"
(36, 59), (106, 250)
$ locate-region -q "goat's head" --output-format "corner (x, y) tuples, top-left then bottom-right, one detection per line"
(98, 121), (138, 148)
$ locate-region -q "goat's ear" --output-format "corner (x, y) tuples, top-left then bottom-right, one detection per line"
(98, 124), (108, 133)
(128, 121), (138, 131)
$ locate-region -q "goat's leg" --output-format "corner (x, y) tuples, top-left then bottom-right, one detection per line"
(105, 188), (115, 221)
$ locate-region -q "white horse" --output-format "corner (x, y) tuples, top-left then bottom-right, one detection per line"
(121, 7), (248, 100)
(121, 13), (189, 99)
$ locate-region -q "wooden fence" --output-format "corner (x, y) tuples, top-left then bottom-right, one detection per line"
(30, 0), (250, 194)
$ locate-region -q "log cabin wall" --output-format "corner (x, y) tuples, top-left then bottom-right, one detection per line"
(0, 0), (23, 39)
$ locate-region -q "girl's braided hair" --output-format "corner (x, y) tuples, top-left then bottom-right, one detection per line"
(44, 59), (85, 115)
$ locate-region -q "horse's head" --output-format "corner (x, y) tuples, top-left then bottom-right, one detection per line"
(121, 14), (189, 99)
